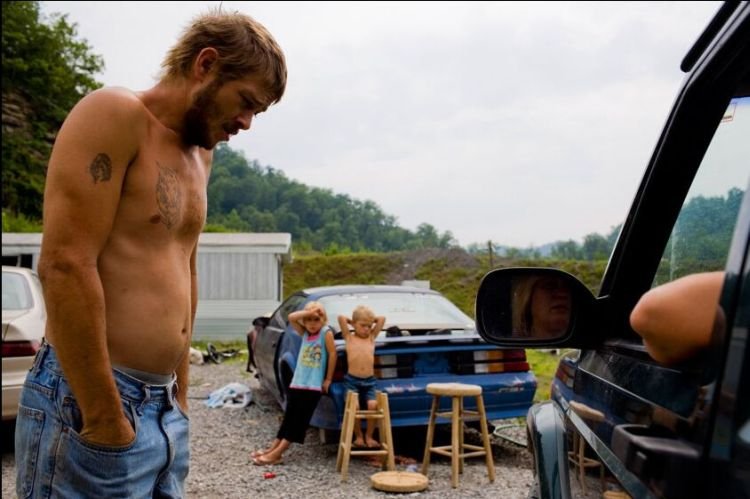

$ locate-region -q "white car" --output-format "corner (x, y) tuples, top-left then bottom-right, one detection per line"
(2, 266), (46, 420)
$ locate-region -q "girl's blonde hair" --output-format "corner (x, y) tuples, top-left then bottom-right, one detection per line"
(304, 301), (328, 323)
(511, 276), (541, 336)
(161, 8), (287, 105)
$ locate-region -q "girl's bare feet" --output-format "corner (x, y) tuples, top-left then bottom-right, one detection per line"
(251, 442), (278, 458)
(252, 453), (284, 466)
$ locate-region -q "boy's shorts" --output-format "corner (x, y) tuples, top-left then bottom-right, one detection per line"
(343, 373), (377, 408)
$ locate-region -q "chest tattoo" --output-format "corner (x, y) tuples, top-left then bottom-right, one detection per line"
(89, 153), (112, 183)
(156, 163), (182, 229)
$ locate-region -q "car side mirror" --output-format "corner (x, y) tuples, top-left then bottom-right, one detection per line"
(475, 267), (597, 347)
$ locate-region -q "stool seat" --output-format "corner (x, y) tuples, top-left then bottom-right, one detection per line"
(426, 382), (482, 397)
(421, 383), (495, 488)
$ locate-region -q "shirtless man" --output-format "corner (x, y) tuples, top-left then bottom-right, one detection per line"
(338, 306), (386, 448)
(14, 10), (286, 498)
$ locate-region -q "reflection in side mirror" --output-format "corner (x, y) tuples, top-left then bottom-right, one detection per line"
(476, 268), (593, 346)
(511, 274), (572, 339)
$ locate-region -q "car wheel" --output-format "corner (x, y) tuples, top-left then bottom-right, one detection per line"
(466, 419), (496, 434)
(318, 428), (340, 445)
(279, 362), (294, 406)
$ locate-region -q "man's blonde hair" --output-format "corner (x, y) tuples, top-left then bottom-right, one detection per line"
(161, 8), (287, 105)
(352, 305), (375, 323)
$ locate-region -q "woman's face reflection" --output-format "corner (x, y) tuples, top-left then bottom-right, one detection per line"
(530, 277), (572, 337)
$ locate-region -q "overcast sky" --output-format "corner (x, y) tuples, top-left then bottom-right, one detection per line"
(41, 1), (721, 248)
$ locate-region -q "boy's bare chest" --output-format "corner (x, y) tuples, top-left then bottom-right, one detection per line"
(347, 337), (375, 356)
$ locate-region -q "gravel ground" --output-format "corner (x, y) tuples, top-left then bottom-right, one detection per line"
(2, 359), (537, 498)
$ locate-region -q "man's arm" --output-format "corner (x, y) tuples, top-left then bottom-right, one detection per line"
(630, 271), (724, 365)
(323, 329), (337, 393)
(38, 88), (144, 446)
(175, 242), (199, 412)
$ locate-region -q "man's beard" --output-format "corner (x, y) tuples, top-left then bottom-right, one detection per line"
(183, 81), (222, 149)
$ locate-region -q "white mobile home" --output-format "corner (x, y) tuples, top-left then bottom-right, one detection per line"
(2, 232), (292, 340)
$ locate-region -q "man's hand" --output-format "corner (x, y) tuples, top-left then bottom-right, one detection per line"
(322, 379), (332, 394)
(177, 393), (189, 415)
(81, 415), (135, 447)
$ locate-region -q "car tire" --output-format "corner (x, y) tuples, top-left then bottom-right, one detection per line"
(279, 362), (294, 406)
(318, 428), (340, 445)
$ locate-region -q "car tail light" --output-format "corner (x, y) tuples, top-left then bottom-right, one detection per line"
(450, 349), (530, 374)
(374, 354), (414, 379)
(555, 360), (575, 388)
(2, 340), (41, 358)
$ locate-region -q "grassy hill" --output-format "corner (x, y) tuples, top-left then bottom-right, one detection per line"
(284, 249), (606, 402)
(284, 248), (607, 317)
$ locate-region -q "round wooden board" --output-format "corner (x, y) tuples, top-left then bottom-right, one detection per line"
(370, 471), (428, 493)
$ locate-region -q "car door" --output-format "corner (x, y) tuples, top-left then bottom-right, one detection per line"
(473, 5), (749, 498)
(556, 6), (750, 497)
(255, 293), (307, 402)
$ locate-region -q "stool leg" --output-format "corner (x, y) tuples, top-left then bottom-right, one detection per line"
(421, 395), (440, 476)
(458, 396), (465, 475)
(339, 391), (357, 482)
(451, 395), (460, 488)
(577, 433), (587, 493)
(378, 392), (396, 471)
(476, 394), (495, 483)
(336, 391), (352, 471)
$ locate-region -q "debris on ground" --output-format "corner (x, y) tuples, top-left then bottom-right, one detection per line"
(204, 382), (253, 408)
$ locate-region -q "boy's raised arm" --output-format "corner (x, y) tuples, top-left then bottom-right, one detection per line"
(338, 315), (351, 340)
(370, 316), (386, 338)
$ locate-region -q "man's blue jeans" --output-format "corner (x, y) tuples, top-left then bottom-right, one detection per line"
(14, 342), (190, 498)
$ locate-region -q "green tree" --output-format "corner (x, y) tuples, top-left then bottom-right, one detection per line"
(207, 144), (456, 252)
(2, 1), (104, 220)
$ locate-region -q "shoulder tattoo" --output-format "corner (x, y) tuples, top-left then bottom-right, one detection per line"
(89, 153), (112, 183)
(156, 163), (182, 229)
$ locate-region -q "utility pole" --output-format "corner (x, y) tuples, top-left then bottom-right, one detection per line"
(488, 240), (494, 269)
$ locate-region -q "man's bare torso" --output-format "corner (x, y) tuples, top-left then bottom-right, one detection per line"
(91, 91), (210, 374)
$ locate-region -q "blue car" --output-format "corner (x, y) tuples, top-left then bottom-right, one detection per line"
(248, 284), (536, 439)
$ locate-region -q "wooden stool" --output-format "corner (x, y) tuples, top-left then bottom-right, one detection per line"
(567, 400), (606, 494)
(421, 382), (495, 488)
(336, 390), (395, 482)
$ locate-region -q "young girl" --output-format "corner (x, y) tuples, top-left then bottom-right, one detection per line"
(251, 301), (336, 465)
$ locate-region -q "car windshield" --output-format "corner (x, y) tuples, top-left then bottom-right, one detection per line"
(2, 272), (33, 310)
(319, 291), (475, 334)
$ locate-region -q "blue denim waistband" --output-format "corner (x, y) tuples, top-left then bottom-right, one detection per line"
(34, 341), (177, 403)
